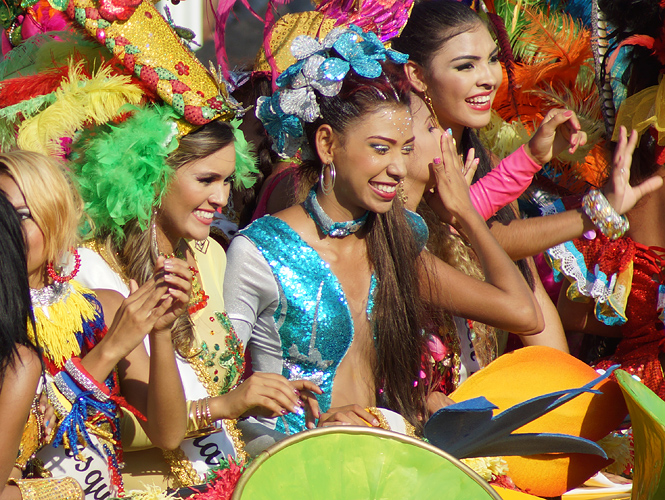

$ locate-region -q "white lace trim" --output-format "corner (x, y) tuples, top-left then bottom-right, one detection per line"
(548, 242), (614, 304)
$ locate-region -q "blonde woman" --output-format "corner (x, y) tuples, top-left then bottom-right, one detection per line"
(0, 150), (188, 499)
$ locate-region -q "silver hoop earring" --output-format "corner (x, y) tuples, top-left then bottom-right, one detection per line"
(320, 161), (336, 196)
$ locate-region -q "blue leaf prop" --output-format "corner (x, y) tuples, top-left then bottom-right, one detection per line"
(424, 366), (618, 459)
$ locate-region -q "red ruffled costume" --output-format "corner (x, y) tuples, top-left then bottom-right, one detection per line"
(548, 232), (665, 398)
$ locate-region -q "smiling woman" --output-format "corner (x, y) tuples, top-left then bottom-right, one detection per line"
(224, 24), (542, 439)
(72, 114), (322, 490)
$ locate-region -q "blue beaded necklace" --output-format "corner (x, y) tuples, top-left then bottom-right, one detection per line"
(303, 188), (369, 238)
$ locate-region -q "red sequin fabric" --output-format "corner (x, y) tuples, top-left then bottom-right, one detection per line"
(562, 234), (665, 398)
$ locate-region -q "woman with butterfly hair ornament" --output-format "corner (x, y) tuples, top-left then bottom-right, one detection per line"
(223, 24), (544, 438)
(0, 0), (315, 494)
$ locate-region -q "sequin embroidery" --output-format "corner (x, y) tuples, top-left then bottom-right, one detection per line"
(241, 216), (376, 433)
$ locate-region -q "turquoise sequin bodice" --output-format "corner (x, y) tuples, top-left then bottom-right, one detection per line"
(241, 216), (376, 434)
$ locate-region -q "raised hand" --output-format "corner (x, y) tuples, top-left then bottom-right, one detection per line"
(151, 256), (192, 333)
(525, 108), (588, 165)
(424, 130), (477, 228)
(604, 126), (664, 214)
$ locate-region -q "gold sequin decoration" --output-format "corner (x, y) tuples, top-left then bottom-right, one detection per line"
(254, 11), (337, 73)
(16, 396), (44, 470)
(70, 0), (233, 135)
(8, 477), (83, 500)
(162, 447), (201, 489)
(365, 407), (416, 438)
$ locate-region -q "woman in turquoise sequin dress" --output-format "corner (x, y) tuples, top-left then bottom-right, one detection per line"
(224, 26), (544, 436)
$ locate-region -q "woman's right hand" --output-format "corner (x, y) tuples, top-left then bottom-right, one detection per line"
(212, 373), (322, 427)
(603, 126), (664, 214)
(317, 405), (380, 427)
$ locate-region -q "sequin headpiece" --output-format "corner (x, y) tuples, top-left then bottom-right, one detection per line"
(0, 0), (259, 238)
(256, 24), (408, 157)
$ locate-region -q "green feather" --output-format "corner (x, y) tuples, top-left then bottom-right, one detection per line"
(70, 105), (179, 241)
(231, 117), (259, 190)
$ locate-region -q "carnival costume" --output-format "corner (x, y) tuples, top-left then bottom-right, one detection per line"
(546, 203), (665, 398)
(24, 277), (132, 498)
(0, 0), (258, 492)
(77, 239), (248, 489)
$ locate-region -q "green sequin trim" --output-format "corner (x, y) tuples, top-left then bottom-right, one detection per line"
(197, 311), (245, 395)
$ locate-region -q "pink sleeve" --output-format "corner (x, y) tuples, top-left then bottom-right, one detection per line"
(469, 145), (541, 220)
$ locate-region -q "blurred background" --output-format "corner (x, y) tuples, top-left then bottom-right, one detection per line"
(156, 0), (312, 70)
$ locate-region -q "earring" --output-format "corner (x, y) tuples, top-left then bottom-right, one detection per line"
(398, 179), (408, 204)
(320, 161), (336, 196)
(46, 248), (81, 283)
(422, 91), (441, 129)
(150, 207), (161, 259)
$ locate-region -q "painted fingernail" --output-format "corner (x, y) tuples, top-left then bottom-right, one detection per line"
(281, 409), (288, 415)
(433, 157), (442, 165)
(164, 260), (174, 271)
(446, 128), (453, 136)
(297, 399), (304, 407)
(295, 406), (305, 415)
(294, 389), (300, 396)
(474, 158), (480, 165)
(372, 419), (380, 426)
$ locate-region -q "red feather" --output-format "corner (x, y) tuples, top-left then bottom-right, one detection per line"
(0, 65), (70, 106)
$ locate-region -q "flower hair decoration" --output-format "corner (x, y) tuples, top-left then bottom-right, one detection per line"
(256, 24), (408, 157)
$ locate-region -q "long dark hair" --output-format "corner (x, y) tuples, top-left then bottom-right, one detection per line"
(300, 64), (429, 430)
(392, 0), (534, 289)
(0, 190), (36, 387)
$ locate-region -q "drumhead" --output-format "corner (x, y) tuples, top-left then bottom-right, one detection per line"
(232, 427), (501, 499)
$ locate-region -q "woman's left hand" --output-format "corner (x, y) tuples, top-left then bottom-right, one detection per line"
(425, 130), (477, 228)
(317, 404), (381, 427)
(525, 108), (588, 165)
(151, 256), (193, 333)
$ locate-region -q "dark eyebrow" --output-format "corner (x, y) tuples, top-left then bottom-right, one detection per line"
(451, 46), (499, 62)
(368, 135), (398, 144)
(197, 172), (223, 179)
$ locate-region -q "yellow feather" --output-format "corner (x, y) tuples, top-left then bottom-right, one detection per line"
(17, 61), (143, 155)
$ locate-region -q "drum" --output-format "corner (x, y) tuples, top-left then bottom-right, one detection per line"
(231, 426), (501, 499)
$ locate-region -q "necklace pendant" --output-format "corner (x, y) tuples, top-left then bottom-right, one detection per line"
(303, 188), (369, 238)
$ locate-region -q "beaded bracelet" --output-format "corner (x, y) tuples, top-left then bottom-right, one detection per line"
(65, 358), (110, 402)
(581, 189), (630, 240)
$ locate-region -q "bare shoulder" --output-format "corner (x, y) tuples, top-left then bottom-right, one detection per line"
(94, 289), (125, 324)
(3, 345), (41, 394)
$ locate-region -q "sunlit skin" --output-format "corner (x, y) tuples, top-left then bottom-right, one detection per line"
(274, 105), (415, 423)
(155, 144), (236, 257)
(417, 24), (502, 151)
(404, 95), (443, 211)
(0, 175), (48, 289)
(316, 105), (416, 221)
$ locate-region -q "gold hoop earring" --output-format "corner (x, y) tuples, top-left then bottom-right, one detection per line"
(422, 91), (441, 129)
(320, 161), (336, 196)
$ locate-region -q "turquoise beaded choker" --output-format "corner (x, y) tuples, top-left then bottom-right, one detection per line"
(303, 189), (369, 238)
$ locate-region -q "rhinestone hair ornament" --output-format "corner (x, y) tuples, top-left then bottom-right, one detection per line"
(256, 24), (409, 158)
